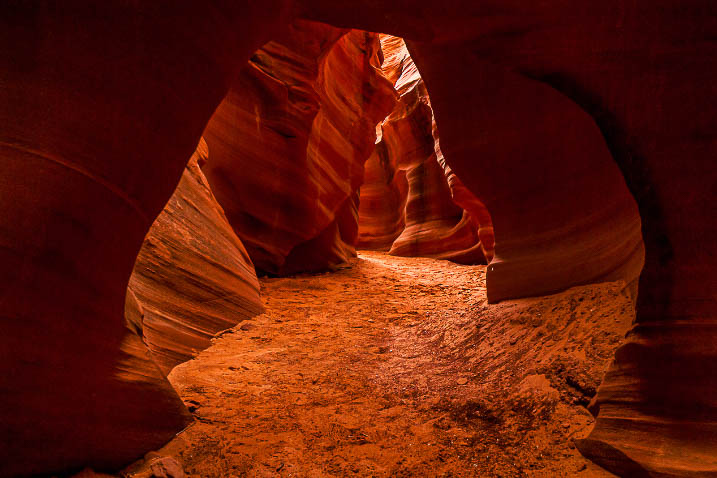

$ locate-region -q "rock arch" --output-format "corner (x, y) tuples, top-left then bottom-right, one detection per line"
(1, 1), (716, 476)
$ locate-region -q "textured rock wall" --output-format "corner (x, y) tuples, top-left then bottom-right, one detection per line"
(357, 36), (493, 264)
(3, 1), (717, 476)
(436, 146), (495, 261)
(0, 2), (292, 475)
(128, 139), (264, 374)
(202, 21), (396, 275)
(298, 2), (716, 475)
(355, 139), (408, 250)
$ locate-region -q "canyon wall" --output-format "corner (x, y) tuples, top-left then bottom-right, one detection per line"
(357, 36), (494, 264)
(128, 139), (264, 374)
(2, 1), (716, 476)
(0, 2), (292, 475)
(299, 2), (716, 475)
(202, 22), (396, 275)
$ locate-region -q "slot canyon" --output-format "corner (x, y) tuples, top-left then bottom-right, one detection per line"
(1, 2), (716, 477)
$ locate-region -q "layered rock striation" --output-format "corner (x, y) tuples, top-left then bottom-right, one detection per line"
(202, 22), (396, 275)
(0, 2), (291, 475)
(128, 139), (264, 374)
(357, 36), (494, 264)
(3, 2), (717, 476)
(302, 3), (715, 475)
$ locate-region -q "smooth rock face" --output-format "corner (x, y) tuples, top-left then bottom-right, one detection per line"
(357, 36), (494, 264)
(2, 2), (717, 477)
(0, 2), (291, 476)
(356, 140), (408, 250)
(436, 151), (495, 262)
(128, 140), (263, 374)
(202, 21), (396, 275)
(304, 3), (714, 475)
(301, 3), (715, 475)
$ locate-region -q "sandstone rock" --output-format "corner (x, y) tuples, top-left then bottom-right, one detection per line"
(202, 21), (396, 275)
(301, 3), (715, 474)
(358, 36), (492, 264)
(0, 2), (290, 475)
(128, 139), (264, 374)
(3, 2), (717, 476)
(435, 147), (494, 262)
(147, 457), (184, 478)
(356, 139), (408, 250)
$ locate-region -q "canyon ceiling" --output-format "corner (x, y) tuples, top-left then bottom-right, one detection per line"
(1, 1), (716, 477)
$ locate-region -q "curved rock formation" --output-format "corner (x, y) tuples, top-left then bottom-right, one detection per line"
(128, 139), (263, 374)
(3, 1), (717, 476)
(358, 36), (493, 264)
(356, 138), (408, 250)
(408, 47), (646, 305)
(0, 2), (291, 475)
(435, 141), (495, 262)
(202, 21), (396, 275)
(301, 3), (714, 475)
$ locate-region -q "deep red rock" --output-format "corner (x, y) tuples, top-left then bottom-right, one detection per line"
(202, 22), (396, 275)
(2, 1), (717, 476)
(0, 2), (291, 475)
(300, 3), (716, 474)
(128, 139), (263, 374)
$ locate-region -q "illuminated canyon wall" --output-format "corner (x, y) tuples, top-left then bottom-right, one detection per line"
(202, 22), (396, 275)
(357, 36), (494, 264)
(128, 139), (264, 374)
(1, 1), (716, 476)
(298, 3), (716, 475)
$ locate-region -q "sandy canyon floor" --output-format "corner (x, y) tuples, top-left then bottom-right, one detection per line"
(128, 251), (635, 477)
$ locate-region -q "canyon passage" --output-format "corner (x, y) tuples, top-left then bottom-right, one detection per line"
(3, 2), (717, 476)
(147, 252), (634, 477)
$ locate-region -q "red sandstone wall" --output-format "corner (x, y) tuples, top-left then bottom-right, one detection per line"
(2, 2), (717, 476)
(202, 21), (396, 275)
(356, 139), (408, 250)
(358, 36), (493, 264)
(0, 2), (292, 475)
(300, 3), (717, 475)
(127, 139), (264, 374)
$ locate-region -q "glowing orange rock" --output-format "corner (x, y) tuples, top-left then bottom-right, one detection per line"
(128, 140), (263, 374)
(358, 36), (492, 264)
(203, 22), (396, 275)
(3, 2), (717, 476)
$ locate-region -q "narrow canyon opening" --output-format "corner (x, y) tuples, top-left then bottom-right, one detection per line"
(121, 29), (635, 478)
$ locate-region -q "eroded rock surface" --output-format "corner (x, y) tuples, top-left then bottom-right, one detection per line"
(0, 2), (290, 475)
(358, 36), (494, 264)
(128, 140), (264, 374)
(202, 21), (396, 275)
(3, 2), (717, 476)
(299, 3), (716, 474)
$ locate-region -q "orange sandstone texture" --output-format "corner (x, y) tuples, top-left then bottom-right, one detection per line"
(2, 2), (717, 477)
(202, 22), (396, 275)
(127, 140), (263, 375)
(357, 36), (494, 263)
(301, 3), (714, 475)
(356, 139), (408, 250)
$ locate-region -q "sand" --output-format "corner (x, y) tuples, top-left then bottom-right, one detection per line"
(127, 251), (634, 477)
